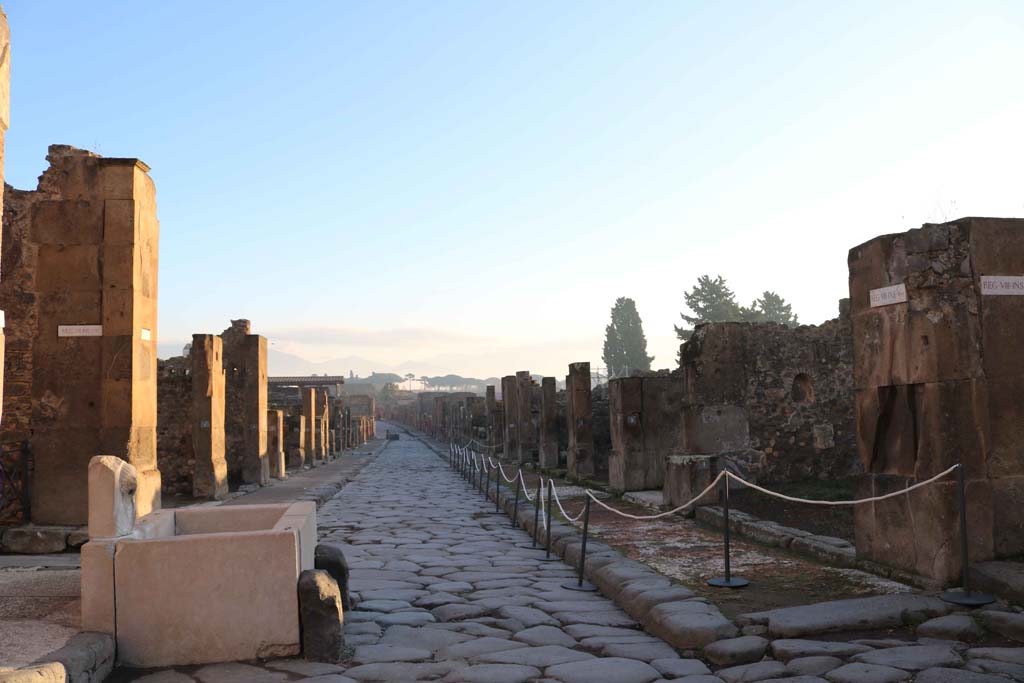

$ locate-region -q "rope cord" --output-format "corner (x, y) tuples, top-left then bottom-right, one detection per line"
(550, 481), (585, 523)
(724, 464), (959, 505)
(585, 470), (727, 520)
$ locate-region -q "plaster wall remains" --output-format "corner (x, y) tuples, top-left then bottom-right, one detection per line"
(677, 305), (857, 485)
(0, 145), (160, 525)
(849, 217), (1024, 585)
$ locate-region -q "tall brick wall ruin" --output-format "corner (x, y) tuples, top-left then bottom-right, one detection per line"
(850, 217), (1024, 585)
(677, 308), (857, 484)
(0, 145), (161, 525)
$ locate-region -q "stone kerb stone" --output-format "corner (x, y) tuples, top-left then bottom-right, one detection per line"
(298, 569), (346, 663)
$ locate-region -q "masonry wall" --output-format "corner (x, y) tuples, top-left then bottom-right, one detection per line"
(0, 145), (160, 525)
(678, 306), (857, 484)
(221, 320), (268, 484)
(849, 217), (1024, 585)
(156, 357), (192, 496)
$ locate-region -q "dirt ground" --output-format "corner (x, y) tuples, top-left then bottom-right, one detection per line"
(730, 478), (856, 542)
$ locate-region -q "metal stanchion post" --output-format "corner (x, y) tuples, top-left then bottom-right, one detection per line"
(544, 479), (555, 561)
(532, 479), (542, 548)
(708, 474), (749, 588)
(495, 467), (502, 512)
(511, 470), (521, 528)
(562, 495), (597, 591)
(942, 463), (995, 606)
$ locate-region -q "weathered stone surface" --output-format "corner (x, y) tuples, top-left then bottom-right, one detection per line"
(745, 595), (951, 638)
(0, 663), (66, 683)
(1, 527), (68, 554)
(194, 662), (289, 683)
(965, 647), (1024, 665)
(972, 562), (1024, 605)
(546, 657), (660, 683)
(440, 664), (542, 683)
(913, 667), (1010, 683)
(786, 656), (844, 676)
(351, 644), (431, 664)
(315, 543), (352, 611)
(918, 615), (985, 642)
(476, 645), (594, 667)
(513, 625), (577, 647)
(975, 610), (1024, 642)
(824, 663), (909, 683)
(715, 660), (788, 683)
(771, 641), (873, 661)
(87, 456), (137, 538)
(646, 602), (737, 649)
(704, 636), (769, 667)
(652, 659), (713, 677)
(851, 646), (963, 671)
(298, 570), (345, 663)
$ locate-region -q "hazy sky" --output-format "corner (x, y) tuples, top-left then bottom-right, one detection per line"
(6, 1), (1024, 378)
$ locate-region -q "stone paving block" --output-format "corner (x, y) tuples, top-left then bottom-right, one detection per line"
(476, 644), (595, 667)
(545, 656), (661, 683)
(786, 657), (844, 676)
(704, 636), (770, 667)
(715, 660), (788, 683)
(914, 667), (1011, 683)
(851, 646), (963, 671)
(651, 659), (713, 677)
(825, 663), (910, 683)
(918, 615), (985, 643)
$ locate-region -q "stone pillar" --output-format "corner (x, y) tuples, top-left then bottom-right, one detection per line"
(317, 389), (329, 459)
(0, 146), (161, 524)
(539, 377), (558, 469)
(242, 335), (268, 485)
(287, 415), (306, 468)
(849, 218), (1024, 585)
(0, 10), (9, 431)
(485, 386), (498, 454)
(267, 409), (285, 479)
(566, 362), (594, 479)
(302, 387), (318, 465)
(609, 376), (678, 493)
(191, 335), (228, 499)
(501, 376), (518, 461)
(515, 371), (535, 464)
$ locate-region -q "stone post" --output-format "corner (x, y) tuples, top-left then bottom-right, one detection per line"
(501, 376), (518, 461)
(267, 409), (286, 479)
(566, 362), (594, 479)
(191, 334), (228, 499)
(485, 385), (498, 454)
(317, 389), (329, 459)
(539, 377), (559, 469)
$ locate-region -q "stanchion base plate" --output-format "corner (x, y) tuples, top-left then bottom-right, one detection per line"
(561, 579), (598, 592)
(940, 590), (996, 607)
(707, 576), (750, 589)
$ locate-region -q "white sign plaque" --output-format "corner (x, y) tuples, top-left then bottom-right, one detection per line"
(980, 276), (1024, 295)
(58, 324), (103, 337)
(869, 284), (907, 308)
(140, 328), (152, 341)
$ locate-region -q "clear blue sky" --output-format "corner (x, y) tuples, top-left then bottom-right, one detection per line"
(6, 1), (1024, 377)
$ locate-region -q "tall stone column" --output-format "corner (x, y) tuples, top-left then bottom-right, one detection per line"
(539, 377), (558, 469)
(485, 385), (498, 454)
(241, 335), (268, 485)
(0, 147), (161, 524)
(515, 371), (534, 464)
(566, 362), (594, 479)
(501, 376), (518, 461)
(0, 10), (9, 431)
(267, 409), (285, 479)
(302, 387), (317, 464)
(191, 334), (227, 499)
(317, 389), (329, 459)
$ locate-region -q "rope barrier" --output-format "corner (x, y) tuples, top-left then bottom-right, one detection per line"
(586, 470), (727, 520)
(724, 465), (959, 506)
(550, 480), (585, 523)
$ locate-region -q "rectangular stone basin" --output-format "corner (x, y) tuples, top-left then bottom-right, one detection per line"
(82, 501), (315, 667)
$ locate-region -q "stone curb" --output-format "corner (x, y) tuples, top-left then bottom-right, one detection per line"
(0, 632), (116, 683)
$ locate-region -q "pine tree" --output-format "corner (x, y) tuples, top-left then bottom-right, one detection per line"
(602, 297), (654, 378)
(674, 275), (743, 341)
(743, 290), (799, 326)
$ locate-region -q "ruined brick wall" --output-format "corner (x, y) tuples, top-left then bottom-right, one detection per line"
(156, 357), (193, 496)
(678, 306), (857, 483)
(0, 146), (161, 525)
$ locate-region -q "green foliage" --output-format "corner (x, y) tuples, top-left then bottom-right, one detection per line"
(602, 297), (654, 378)
(675, 277), (799, 343)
